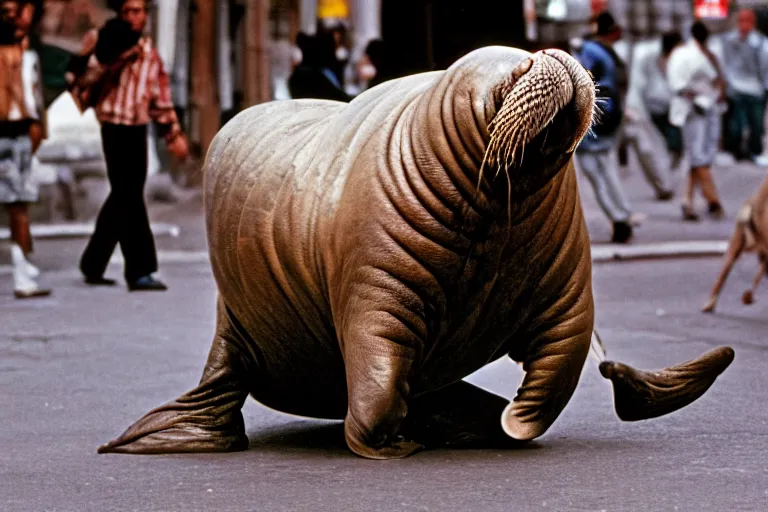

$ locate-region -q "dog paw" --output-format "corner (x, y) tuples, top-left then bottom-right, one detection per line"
(701, 297), (716, 313)
(742, 290), (754, 305)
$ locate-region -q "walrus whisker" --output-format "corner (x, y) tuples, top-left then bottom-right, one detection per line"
(589, 330), (608, 362)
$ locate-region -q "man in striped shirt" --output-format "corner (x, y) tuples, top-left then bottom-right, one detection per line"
(68, 0), (189, 291)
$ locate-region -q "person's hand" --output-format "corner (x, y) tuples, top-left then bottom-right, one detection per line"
(167, 134), (189, 163)
(681, 90), (697, 100)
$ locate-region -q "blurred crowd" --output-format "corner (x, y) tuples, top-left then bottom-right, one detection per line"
(2, 0), (188, 299)
(570, 7), (768, 243)
(287, 23), (399, 102)
(5, 1), (768, 301)
(286, 9), (768, 247)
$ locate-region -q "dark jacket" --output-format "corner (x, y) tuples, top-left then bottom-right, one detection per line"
(288, 65), (350, 102)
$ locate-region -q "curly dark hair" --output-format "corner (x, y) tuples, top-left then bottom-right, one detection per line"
(692, 21), (710, 44)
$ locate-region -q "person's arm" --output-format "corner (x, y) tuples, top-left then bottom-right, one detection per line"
(66, 29), (98, 83)
(148, 49), (188, 161)
(584, 46), (618, 115)
(667, 49), (690, 95)
(718, 34), (734, 90)
(624, 51), (651, 116)
(29, 51), (46, 152)
(759, 36), (768, 99)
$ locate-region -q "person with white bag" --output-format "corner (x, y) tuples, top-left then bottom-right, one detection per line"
(667, 21), (726, 222)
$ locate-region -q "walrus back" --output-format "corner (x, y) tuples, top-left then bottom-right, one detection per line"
(198, 75), (440, 418)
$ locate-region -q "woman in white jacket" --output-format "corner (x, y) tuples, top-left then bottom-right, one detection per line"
(667, 21), (725, 221)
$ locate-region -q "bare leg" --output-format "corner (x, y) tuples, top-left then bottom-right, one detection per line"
(702, 224), (746, 313)
(695, 166), (723, 207)
(696, 167), (720, 202)
(7, 202), (33, 254)
(742, 263), (765, 305)
(98, 298), (250, 454)
(683, 170), (697, 208)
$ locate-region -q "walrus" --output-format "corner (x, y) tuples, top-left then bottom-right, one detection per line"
(703, 174), (768, 313)
(99, 47), (734, 459)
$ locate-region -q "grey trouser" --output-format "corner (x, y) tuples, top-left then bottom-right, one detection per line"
(622, 116), (673, 195)
(576, 148), (632, 223)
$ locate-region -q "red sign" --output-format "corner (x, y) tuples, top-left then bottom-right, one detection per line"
(591, 0), (608, 15)
(694, 0), (729, 19)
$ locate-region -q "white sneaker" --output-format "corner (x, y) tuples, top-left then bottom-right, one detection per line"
(26, 260), (40, 278)
(11, 244), (50, 299)
(753, 155), (768, 167)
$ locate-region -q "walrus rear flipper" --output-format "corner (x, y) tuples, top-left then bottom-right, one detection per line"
(98, 298), (250, 454)
(97, 366), (249, 454)
(599, 346), (735, 422)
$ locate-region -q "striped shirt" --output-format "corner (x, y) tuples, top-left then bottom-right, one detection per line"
(71, 36), (181, 142)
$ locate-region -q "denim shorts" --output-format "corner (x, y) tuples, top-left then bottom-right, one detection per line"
(0, 135), (36, 204)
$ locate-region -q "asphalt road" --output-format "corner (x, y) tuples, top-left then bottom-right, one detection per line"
(1, 255), (766, 512)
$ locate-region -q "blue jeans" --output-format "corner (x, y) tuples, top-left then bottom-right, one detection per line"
(726, 93), (766, 158)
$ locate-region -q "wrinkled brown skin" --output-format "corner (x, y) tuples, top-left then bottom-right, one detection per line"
(99, 47), (734, 459)
(702, 175), (768, 313)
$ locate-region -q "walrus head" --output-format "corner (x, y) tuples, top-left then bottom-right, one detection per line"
(433, 47), (596, 202)
(484, 48), (594, 174)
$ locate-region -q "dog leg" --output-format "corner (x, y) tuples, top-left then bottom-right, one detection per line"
(703, 225), (746, 313)
(742, 263), (765, 305)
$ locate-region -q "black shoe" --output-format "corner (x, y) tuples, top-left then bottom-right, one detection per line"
(611, 221), (633, 244)
(128, 275), (168, 292)
(84, 275), (117, 286)
(682, 205), (699, 222)
(708, 202), (725, 220)
(656, 190), (675, 201)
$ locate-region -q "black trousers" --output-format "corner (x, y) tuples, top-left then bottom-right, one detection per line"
(80, 124), (158, 282)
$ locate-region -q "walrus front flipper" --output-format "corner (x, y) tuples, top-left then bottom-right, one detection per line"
(500, 274), (595, 442)
(99, 299), (250, 454)
(599, 346), (734, 422)
(341, 306), (425, 459)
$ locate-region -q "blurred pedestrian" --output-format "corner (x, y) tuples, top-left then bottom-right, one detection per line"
(667, 21), (725, 222)
(0, 0), (50, 298)
(619, 31), (685, 202)
(288, 31), (350, 102)
(640, 31), (685, 170)
(721, 8), (768, 164)
(359, 39), (399, 89)
(574, 11), (637, 243)
(67, 0), (189, 291)
(327, 23), (349, 89)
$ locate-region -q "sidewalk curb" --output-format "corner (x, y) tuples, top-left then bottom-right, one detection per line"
(0, 222), (180, 241)
(0, 241), (730, 277)
(591, 241), (728, 262)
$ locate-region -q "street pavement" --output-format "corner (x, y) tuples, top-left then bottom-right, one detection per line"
(1, 157), (768, 511)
